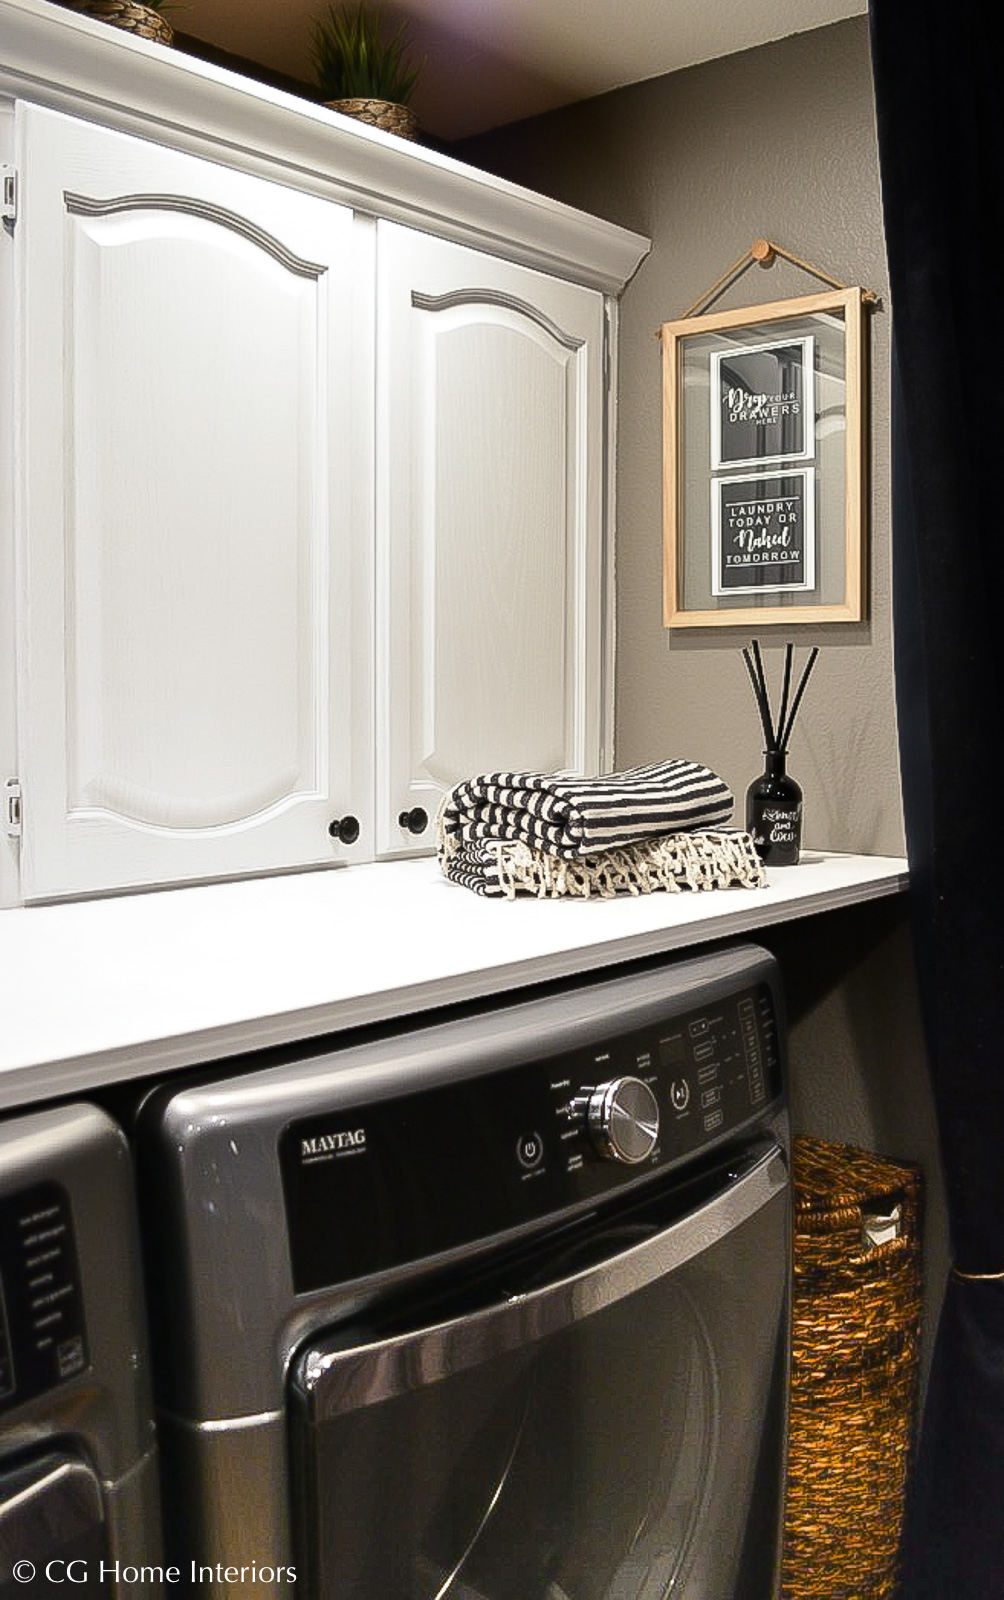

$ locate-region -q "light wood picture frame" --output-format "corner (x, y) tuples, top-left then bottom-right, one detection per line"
(661, 286), (866, 628)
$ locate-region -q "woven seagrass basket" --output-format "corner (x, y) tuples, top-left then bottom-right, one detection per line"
(782, 1138), (923, 1600)
(324, 97), (418, 140)
(57, 0), (173, 44)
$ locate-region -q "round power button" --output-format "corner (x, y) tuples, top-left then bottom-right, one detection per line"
(517, 1132), (544, 1169)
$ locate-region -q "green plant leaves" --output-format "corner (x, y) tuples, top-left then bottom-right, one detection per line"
(310, 4), (422, 105)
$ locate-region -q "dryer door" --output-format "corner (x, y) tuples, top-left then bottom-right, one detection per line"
(0, 1452), (109, 1597)
(289, 1144), (789, 1600)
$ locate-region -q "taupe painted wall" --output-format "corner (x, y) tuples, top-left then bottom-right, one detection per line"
(458, 16), (902, 856)
(459, 20), (949, 1363)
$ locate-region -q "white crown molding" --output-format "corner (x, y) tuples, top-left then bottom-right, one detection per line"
(0, 0), (650, 292)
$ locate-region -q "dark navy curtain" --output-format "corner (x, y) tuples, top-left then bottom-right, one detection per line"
(869, 3), (1004, 1593)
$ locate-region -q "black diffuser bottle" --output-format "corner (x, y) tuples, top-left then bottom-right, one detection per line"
(747, 750), (803, 866)
(742, 640), (818, 868)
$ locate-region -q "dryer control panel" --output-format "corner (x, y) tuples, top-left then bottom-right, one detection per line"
(280, 979), (782, 1294)
(0, 1182), (88, 1414)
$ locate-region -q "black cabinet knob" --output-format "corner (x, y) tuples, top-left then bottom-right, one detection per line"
(329, 815), (360, 845)
(398, 806), (429, 835)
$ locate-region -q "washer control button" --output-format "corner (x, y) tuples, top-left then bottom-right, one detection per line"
(517, 1132), (544, 1169)
(670, 1078), (691, 1113)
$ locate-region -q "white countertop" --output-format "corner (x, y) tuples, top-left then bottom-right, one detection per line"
(0, 850), (908, 1110)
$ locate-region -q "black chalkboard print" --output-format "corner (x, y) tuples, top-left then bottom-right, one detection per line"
(712, 469), (816, 595)
(711, 337), (814, 468)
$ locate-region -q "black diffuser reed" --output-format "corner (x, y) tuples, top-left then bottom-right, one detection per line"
(742, 639), (818, 866)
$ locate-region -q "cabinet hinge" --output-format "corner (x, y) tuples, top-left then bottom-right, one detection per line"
(4, 778), (22, 838)
(2, 167), (17, 231)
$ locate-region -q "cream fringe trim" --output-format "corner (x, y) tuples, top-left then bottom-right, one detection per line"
(440, 828), (766, 901)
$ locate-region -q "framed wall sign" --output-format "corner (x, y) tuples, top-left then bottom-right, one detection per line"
(661, 286), (867, 628)
(710, 336), (814, 469)
(712, 467), (816, 595)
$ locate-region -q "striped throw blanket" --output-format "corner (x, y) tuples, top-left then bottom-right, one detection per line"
(440, 759), (735, 859)
(440, 830), (766, 900)
(438, 759), (766, 899)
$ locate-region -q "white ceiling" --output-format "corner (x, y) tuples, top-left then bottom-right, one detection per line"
(183, 0), (868, 142)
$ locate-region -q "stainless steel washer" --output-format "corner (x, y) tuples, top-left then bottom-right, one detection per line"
(0, 1104), (161, 1597)
(141, 943), (791, 1599)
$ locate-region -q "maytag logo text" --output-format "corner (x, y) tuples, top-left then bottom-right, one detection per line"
(300, 1128), (367, 1160)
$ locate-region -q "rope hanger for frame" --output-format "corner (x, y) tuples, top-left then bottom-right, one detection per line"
(655, 237), (880, 335)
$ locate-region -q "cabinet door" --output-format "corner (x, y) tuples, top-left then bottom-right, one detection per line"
(15, 104), (372, 901)
(376, 223), (607, 857)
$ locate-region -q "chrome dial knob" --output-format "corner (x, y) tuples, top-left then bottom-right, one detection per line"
(587, 1076), (660, 1165)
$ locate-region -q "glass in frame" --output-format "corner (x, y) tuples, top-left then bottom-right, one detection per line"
(661, 286), (866, 628)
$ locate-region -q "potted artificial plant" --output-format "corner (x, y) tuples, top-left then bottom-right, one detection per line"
(311, 3), (422, 140)
(56, 0), (174, 45)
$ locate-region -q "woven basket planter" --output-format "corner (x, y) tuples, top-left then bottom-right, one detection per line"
(782, 1138), (923, 1600)
(324, 98), (418, 141)
(57, 0), (173, 44)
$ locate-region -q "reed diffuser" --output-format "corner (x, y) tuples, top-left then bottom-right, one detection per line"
(742, 639), (819, 866)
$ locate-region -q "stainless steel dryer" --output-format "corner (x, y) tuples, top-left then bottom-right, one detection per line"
(0, 1104), (161, 1597)
(140, 943), (791, 1599)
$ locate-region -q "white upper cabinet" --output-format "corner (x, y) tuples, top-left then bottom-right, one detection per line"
(14, 104), (373, 900)
(376, 223), (607, 856)
(0, 0), (648, 906)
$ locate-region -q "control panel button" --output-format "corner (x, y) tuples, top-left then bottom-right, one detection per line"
(587, 1077), (660, 1165)
(517, 1133), (544, 1170)
(670, 1078), (691, 1112)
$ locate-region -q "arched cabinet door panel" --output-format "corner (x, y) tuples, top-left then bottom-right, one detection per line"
(375, 222), (607, 858)
(15, 103), (372, 901)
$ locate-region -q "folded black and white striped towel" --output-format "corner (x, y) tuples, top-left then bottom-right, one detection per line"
(440, 759), (734, 860)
